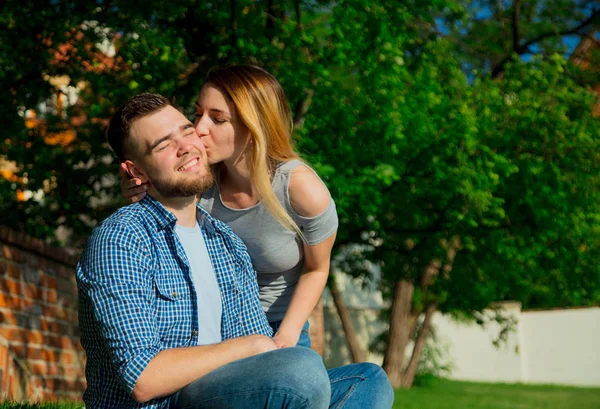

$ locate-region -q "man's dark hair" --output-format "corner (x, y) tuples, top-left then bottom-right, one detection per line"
(107, 93), (175, 161)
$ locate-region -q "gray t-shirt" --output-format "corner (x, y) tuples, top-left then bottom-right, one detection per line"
(174, 220), (222, 345)
(200, 160), (338, 322)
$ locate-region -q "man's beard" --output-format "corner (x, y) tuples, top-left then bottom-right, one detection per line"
(151, 166), (215, 198)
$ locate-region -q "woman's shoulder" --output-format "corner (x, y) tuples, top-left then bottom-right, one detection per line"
(286, 162), (332, 218)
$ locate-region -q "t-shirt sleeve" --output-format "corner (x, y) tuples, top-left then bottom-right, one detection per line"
(293, 197), (338, 246)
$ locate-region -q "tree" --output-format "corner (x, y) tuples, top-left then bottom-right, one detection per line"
(446, 0), (600, 78)
(296, 0), (600, 387)
(2, 0), (600, 389)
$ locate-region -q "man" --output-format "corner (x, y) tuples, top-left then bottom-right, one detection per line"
(77, 93), (393, 409)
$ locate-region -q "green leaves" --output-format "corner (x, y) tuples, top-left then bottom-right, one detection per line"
(1, 0), (598, 311)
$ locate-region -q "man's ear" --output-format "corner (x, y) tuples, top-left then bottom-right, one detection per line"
(123, 160), (149, 183)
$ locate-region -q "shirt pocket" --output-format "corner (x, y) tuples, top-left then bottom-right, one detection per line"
(153, 265), (192, 346)
(154, 267), (191, 301)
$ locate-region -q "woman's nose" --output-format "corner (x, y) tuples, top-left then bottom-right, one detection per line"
(195, 120), (209, 136)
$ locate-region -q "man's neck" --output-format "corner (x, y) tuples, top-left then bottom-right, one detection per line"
(153, 193), (198, 228)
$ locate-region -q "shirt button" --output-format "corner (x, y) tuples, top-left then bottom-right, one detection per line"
(192, 329), (198, 336)
(172, 291), (178, 298)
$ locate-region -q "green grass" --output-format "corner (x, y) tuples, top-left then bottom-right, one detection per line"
(0, 403), (82, 409)
(3, 380), (600, 409)
(394, 379), (600, 409)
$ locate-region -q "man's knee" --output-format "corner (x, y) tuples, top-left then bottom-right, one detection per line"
(361, 363), (394, 407)
(271, 347), (330, 407)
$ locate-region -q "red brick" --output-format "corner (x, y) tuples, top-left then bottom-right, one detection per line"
(58, 350), (77, 365)
(40, 318), (60, 332)
(57, 265), (74, 279)
(57, 277), (76, 294)
(44, 288), (58, 303)
(5, 246), (25, 263)
(27, 346), (44, 360)
(73, 342), (85, 354)
(0, 308), (18, 325)
(0, 291), (22, 309)
(0, 277), (21, 295)
(0, 326), (27, 343)
(10, 343), (26, 358)
(28, 361), (81, 377)
(38, 347), (57, 362)
(22, 266), (40, 284)
(0, 342), (7, 363)
(20, 297), (33, 310)
(30, 377), (44, 389)
(39, 273), (57, 290)
(23, 253), (40, 269)
(43, 305), (69, 320)
(42, 377), (56, 390)
(29, 361), (49, 375)
(4, 262), (22, 279)
(23, 282), (42, 300)
(2, 245), (13, 261)
(48, 377), (86, 392)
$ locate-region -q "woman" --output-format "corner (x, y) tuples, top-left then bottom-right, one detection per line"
(122, 65), (337, 348)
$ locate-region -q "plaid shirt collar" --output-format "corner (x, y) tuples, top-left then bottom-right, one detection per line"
(139, 194), (218, 236)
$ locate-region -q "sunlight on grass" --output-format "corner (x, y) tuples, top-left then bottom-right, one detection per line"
(393, 379), (600, 409)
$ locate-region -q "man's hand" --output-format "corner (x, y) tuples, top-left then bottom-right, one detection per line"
(120, 163), (149, 203)
(250, 334), (279, 353)
(272, 331), (300, 349)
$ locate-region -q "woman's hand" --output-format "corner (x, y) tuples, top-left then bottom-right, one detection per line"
(120, 163), (149, 203)
(272, 330), (300, 349)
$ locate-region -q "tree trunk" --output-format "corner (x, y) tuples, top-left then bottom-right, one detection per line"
(230, 0), (238, 49)
(293, 88), (314, 129)
(400, 303), (437, 388)
(309, 297), (325, 356)
(330, 274), (366, 363)
(382, 279), (414, 387)
(265, 0), (284, 39)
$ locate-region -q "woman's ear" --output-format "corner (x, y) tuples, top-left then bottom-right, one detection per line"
(123, 160), (149, 183)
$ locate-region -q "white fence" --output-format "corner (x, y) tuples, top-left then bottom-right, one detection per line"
(322, 274), (600, 387)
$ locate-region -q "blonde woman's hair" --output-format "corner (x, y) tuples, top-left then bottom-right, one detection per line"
(205, 65), (303, 237)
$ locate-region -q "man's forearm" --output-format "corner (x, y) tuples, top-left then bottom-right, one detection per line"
(132, 334), (276, 403)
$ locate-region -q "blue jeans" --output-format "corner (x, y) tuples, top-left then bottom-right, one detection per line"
(169, 347), (394, 409)
(269, 321), (311, 348)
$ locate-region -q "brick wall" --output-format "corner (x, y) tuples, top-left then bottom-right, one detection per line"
(0, 226), (85, 402)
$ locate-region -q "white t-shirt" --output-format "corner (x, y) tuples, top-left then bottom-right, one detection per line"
(174, 220), (222, 345)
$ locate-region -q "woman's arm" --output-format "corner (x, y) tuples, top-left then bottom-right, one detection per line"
(272, 165), (337, 348)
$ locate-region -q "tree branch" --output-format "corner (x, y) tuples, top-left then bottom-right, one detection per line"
(230, 0), (238, 50)
(492, 8), (600, 78)
(520, 9), (600, 53)
(293, 89), (314, 128)
(401, 303), (437, 388)
(294, 0), (303, 33)
(329, 272), (366, 363)
(512, 0), (521, 53)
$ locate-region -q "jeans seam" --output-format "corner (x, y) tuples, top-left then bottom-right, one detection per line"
(332, 377), (364, 409)
(330, 374), (366, 384)
(176, 388), (309, 409)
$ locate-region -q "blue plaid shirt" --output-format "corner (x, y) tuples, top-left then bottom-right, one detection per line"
(77, 195), (273, 409)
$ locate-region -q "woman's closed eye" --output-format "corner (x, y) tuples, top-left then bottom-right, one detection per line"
(195, 113), (226, 124)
